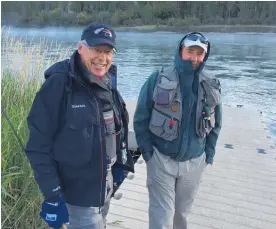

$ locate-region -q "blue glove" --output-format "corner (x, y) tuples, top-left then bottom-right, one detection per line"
(40, 196), (69, 229)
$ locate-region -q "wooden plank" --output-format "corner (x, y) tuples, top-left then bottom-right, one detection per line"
(106, 100), (276, 229)
(112, 187), (276, 218)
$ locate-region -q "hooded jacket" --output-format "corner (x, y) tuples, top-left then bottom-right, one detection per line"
(134, 34), (222, 164)
(25, 51), (131, 207)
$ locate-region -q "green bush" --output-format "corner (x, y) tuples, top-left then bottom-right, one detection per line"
(95, 11), (112, 24)
(166, 18), (187, 27)
(152, 2), (180, 20)
(62, 11), (78, 26)
(47, 8), (64, 26)
(185, 16), (203, 26)
(123, 18), (143, 26)
(138, 6), (154, 24)
(76, 12), (94, 25)
(38, 10), (49, 24)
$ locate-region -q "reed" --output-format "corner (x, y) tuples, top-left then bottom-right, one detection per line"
(1, 31), (71, 228)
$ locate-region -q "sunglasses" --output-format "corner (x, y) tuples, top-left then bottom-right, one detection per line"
(185, 33), (209, 45)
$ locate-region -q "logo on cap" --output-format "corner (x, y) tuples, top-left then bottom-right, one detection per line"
(94, 28), (113, 38)
(103, 29), (112, 37)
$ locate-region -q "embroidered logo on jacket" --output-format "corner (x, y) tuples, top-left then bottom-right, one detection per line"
(72, 104), (86, 108)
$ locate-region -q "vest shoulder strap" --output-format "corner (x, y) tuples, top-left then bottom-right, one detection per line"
(200, 70), (221, 93)
(157, 66), (179, 83)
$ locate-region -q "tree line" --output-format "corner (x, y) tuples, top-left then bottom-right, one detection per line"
(1, 1), (276, 27)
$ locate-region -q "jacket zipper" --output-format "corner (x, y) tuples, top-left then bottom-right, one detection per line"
(176, 99), (193, 159)
(71, 75), (105, 211)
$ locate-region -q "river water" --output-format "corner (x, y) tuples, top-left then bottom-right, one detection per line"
(1, 26), (276, 142)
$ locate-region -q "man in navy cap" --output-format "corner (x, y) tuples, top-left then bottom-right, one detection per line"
(25, 23), (132, 229)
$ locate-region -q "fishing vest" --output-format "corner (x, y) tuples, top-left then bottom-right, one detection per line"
(149, 66), (221, 140)
(83, 72), (120, 166)
(99, 78), (122, 167)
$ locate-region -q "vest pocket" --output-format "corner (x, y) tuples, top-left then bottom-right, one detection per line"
(149, 109), (166, 136)
(103, 110), (117, 162)
(198, 109), (215, 138)
(156, 81), (178, 106)
(201, 79), (221, 107)
(197, 79), (220, 138)
(149, 108), (179, 141)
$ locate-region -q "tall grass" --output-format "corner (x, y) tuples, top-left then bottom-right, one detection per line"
(1, 32), (71, 228)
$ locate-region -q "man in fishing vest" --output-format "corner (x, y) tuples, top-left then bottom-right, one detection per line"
(134, 32), (222, 229)
(25, 23), (133, 229)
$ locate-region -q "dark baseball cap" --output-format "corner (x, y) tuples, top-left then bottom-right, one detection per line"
(81, 23), (116, 50)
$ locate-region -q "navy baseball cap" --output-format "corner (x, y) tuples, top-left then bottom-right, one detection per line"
(81, 23), (116, 50)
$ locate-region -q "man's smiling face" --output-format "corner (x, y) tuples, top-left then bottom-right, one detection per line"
(180, 46), (206, 69)
(78, 42), (114, 78)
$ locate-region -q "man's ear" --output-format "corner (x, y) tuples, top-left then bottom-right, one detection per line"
(179, 46), (183, 56)
(77, 42), (83, 54)
(179, 46), (185, 59)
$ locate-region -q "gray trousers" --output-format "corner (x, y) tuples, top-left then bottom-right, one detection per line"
(147, 147), (206, 229)
(66, 169), (113, 229)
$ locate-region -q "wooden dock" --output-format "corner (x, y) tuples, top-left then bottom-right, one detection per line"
(106, 100), (276, 229)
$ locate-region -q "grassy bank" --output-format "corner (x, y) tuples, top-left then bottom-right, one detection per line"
(1, 34), (70, 228)
(115, 24), (276, 33)
(2, 72), (44, 229)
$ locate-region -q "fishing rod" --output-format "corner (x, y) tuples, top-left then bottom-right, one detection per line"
(1, 105), (26, 153)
